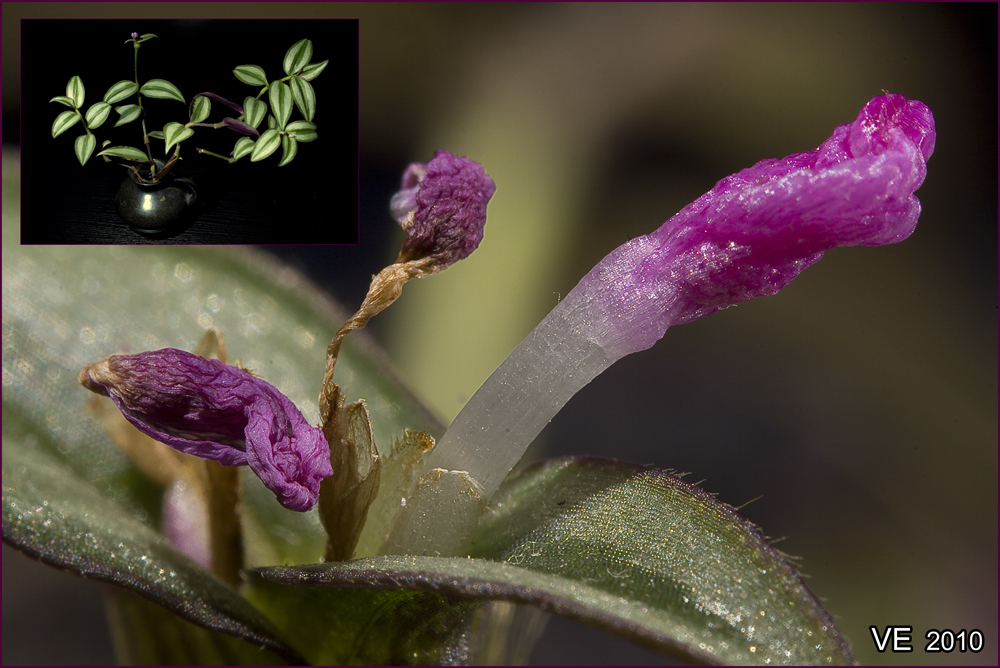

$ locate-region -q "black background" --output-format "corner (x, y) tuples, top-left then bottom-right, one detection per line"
(20, 19), (358, 244)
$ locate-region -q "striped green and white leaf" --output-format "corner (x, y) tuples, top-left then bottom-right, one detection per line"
(51, 110), (81, 138)
(283, 39), (313, 76)
(49, 95), (75, 108)
(242, 97), (267, 129)
(114, 104), (142, 127)
(232, 136), (256, 161)
(97, 146), (150, 162)
(285, 121), (317, 143)
(74, 133), (96, 166)
(104, 80), (139, 105)
(163, 122), (194, 155)
(298, 60), (329, 82)
(250, 128), (281, 162)
(66, 76), (85, 108)
(85, 102), (112, 130)
(140, 79), (185, 104)
(147, 130), (165, 140)
(190, 95), (211, 124)
(233, 64), (267, 87)
(278, 135), (298, 167)
(289, 76), (316, 123)
(268, 82), (293, 130)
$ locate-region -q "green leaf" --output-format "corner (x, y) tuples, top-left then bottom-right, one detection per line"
(85, 101), (112, 130)
(114, 104), (142, 127)
(283, 39), (313, 76)
(231, 136), (256, 161)
(97, 145), (150, 162)
(298, 60), (329, 82)
(139, 33), (158, 41)
(233, 64), (267, 87)
(278, 135), (298, 167)
(66, 75), (85, 107)
(74, 133), (96, 166)
(250, 128), (281, 162)
(51, 109), (80, 138)
(243, 96), (267, 129)
(163, 121), (194, 155)
(1, 426), (303, 665)
(1, 237), (443, 659)
(252, 458), (855, 666)
(49, 95), (75, 107)
(104, 80), (139, 104)
(140, 79), (185, 104)
(190, 94), (211, 124)
(290, 76), (316, 123)
(285, 120), (317, 143)
(268, 81), (293, 130)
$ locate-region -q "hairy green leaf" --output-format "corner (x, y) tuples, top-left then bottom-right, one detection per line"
(104, 80), (139, 105)
(233, 64), (267, 87)
(140, 79), (185, 104)
(283, 39), (313, 76)
(252, 458), (855, 666)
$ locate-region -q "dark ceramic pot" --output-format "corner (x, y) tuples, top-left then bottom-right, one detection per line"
(115, 160), (197, 233)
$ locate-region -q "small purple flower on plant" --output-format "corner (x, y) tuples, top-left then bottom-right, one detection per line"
(131, 32), (139, 40)
(80, 348), (332, 512)
(389, 150), (497, 270)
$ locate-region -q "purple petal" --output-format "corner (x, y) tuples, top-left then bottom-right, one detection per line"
(390, 150), (496, 266)
(221, 116), (259, 137)
(80, 348), (332, 511)
(198, 92), (244, 113)
(577, 94), (936, 356)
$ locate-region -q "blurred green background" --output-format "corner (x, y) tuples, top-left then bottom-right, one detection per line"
(4, 2), (995, 665)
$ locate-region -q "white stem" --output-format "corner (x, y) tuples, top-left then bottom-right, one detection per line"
(423, 289), (616, 498)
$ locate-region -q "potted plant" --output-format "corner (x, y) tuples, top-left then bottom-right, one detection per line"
(48, 31), (326, 234)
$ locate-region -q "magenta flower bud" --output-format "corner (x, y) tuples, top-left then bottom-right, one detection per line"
(80, 348), (332, 512)
(220, 116), (259, 137)
(198, 92), (244, 114)
(389, 150), (496, 268)
(426, 94), (936, 499)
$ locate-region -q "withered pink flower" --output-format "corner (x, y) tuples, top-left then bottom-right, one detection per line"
(426, 94), (936, 498)
(80, 348), (332, 511)
(389, 150), (496, 269)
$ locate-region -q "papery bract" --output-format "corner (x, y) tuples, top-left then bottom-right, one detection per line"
(80, 348), (332, 511)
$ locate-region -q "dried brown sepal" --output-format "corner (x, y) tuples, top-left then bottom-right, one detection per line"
(318, 383), (381, 561)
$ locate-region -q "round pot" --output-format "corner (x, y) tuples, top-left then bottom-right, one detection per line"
(115, 160), (197, 233)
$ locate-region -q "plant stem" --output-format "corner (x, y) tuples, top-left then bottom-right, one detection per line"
(195, 148), (237, 163)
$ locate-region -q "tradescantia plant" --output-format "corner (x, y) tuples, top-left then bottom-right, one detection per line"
(49, 32), (324, 184)
(4, 94), (933, 665)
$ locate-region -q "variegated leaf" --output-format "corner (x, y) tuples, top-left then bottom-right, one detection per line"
(268, 81), (293, 130)
(282, 39), (313, 76)
(190, 95), (211, 124)
(163, 121), (194, 155)
(51, 110), (81, 138)
(66, 76), (85, 108)
(97, 146), (151, 162)
(74, 133), (96, 166)
(232, 136), (256, 161)
(243, 97), (267, 129)
(290, 76), (316, 123)
(285, 120), (317, 143)
(233, 64), (267, 87)
(298, 60), (329, 82)
(104, 80), (139, 105)
(278, 135), (298, 167)
(49, 95), (75, 108)
(140, 79), (185, 104)
(85, 102), (112, 130)
(250, 128), (281, 162)
(114, 104), (142, 127)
